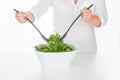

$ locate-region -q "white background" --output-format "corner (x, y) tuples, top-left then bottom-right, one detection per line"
(0, 0), (120, 80)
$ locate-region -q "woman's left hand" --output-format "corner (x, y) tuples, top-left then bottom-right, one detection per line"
(81, 7), (92, 22)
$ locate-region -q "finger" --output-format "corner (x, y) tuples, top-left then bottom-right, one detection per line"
(84, 13), (90, 16)
(83, 15), (92, 21)
(83, 15), (89, 20)
(19, 20), (27, 24)
(83, 7), (87, 10)
(16, 16), (23, 21)
(83, 18), (88, 21)
(82, 10), (92, 17)
(82, 13), (91, 20)
(16, 13), (27, 22)
(82, 12), (88, 17)
(16, 12), (26, 17)
(83, 15), (88, 20)
(86, 9), (92, 14)
(81, 7), (87, 13)
(17, 17), (27, 23)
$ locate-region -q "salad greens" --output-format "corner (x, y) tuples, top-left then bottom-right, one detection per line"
(35, 33), (74, 52)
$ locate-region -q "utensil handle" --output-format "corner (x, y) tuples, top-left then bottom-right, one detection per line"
(87, 4), (93, 9)
(13, 9), (48, 42)
(60, 4), (94, 40)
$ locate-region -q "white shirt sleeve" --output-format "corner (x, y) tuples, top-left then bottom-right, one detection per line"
(29, 0), (51, 20)
(95, 0), (108, 27)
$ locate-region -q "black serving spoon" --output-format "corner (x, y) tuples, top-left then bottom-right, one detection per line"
(60, 4), (93, 40)
(13, 9), (48, 42)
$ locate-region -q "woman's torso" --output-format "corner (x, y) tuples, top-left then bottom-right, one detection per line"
(51, 0), (97, 53)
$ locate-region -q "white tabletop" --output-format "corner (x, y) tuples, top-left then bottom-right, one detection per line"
(0, 50), (120, 80)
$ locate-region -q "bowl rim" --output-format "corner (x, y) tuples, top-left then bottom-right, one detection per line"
(35, 49), (77, 54)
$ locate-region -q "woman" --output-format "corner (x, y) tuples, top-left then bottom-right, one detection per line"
(15, 0), (108, 53)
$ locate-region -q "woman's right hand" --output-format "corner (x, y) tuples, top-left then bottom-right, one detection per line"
(15, 11), (34, 24)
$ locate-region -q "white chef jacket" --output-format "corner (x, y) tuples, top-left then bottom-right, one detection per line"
(30, 0), (108, 53)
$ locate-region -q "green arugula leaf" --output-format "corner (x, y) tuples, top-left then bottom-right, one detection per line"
(35, 33), (74, 52)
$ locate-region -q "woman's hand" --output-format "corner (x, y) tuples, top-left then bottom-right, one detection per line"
(81, 8), (101, 27)
(81, 7), (92, 22)
(15, 11), (34, 24)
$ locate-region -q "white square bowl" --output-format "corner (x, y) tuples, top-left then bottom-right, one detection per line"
(35, 50), (77, 70)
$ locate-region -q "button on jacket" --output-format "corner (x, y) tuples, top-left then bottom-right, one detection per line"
(30, 0), (108, 53)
